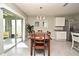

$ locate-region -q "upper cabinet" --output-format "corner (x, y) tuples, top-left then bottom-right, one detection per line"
(55, 17), (65, 26)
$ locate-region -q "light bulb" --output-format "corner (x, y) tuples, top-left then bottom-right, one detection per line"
(37, 16), (39, 20)
(40, 16), (41, 20)
(43, 16), (45, 19)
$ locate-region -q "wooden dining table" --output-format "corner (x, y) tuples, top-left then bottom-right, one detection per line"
(30, 32), (51, 56)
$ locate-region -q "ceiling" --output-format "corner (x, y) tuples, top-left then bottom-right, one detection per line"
(15, 3), (79, 16)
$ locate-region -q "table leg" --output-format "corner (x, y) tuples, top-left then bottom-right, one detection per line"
(31, 39), (33, 56)
(48, 39), (50, 56)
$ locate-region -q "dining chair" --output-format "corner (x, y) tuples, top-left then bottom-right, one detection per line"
(47, 31), (52, 40)
(33, 33), (45, 56)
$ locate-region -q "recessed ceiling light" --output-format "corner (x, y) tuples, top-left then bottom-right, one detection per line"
(63, 3), (68, 7)
(40, 7), (43, 9)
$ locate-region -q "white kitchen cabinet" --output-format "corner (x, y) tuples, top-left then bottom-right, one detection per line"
(55, 17), (65, 26)
(55, 31), (67, 40)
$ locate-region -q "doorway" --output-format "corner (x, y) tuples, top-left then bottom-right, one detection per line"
(2, 8), (23, 51)
(12, 19), (23, 44)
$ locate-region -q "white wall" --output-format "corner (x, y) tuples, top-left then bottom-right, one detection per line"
(0, 9), (4, 54)
(27, 16), (55, 39)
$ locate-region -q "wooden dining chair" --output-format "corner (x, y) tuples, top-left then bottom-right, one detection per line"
(33, 33), (45, 56)
(47, 31), (52, 40)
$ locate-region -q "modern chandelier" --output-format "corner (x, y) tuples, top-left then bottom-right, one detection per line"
(36, 16), (45, 20)
(36, 6), (46, 20)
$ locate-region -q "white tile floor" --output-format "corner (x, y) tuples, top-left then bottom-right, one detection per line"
(3, 38), (22, 51)
(1, 39), (79, 56)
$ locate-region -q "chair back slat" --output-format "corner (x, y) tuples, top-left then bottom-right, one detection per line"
(34, 33), (45, 40)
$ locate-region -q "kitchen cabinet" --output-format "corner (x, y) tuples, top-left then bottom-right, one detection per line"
(55, 17), (65, 26)
(55, 31), (67, 40)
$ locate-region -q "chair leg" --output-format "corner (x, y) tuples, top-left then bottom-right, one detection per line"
(72, 40), (74, 48)
(34, 49), (36, 56)
(43, 49), (45, 56)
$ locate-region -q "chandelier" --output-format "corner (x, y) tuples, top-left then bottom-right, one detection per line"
(36, 6), (45, 20)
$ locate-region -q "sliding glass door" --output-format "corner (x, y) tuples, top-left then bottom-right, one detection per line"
(16, 20), (23, 43)
(11, 20), (16, 45)
(3, 19), (16, 51)
(2, 8), (23, 51)
(12, 19), (23, 44)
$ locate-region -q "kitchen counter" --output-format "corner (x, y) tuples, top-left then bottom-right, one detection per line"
(55, 30), (66, 31)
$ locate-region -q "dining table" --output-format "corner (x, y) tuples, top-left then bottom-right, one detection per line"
(30, 32), (51, 56)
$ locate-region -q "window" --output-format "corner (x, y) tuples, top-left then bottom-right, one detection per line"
(35, 21), (39, 27)
(42, 21), (48, 28)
